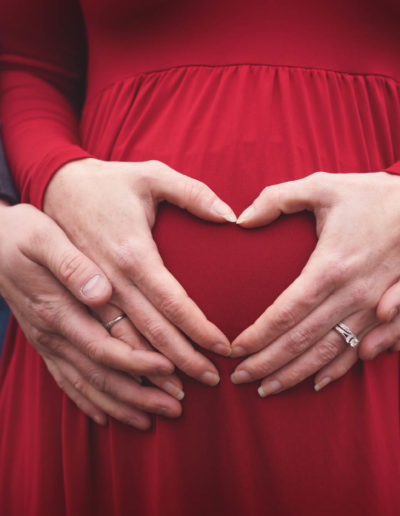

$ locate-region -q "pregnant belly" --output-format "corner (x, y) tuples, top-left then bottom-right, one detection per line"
(153, 203), (317, 345)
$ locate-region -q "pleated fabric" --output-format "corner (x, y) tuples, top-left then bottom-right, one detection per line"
(1, 62), (400, 515)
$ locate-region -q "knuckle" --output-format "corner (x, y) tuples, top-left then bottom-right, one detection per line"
(72, 375), (87, 395)
(182, 179), (210, 208)
(324, 259), (350, 286)
(46, 338), (65, 357)
(57, 252), (84, 285)
(36, 330), (55, 350)
(316, 338), (342, 363)
(159, 294), (186, 323)
(85, 339), (105, 364)
(27, 297), (59, 329)
(169, 348), (198, 373)
(269, 305), (298, 333)
(146, 159), (165, 172)
(248, 360), (273, 379)
(87, 369), (107, 392)
(175, 355), (197, 374)
(142, 160), (167, 182)
(29, 326), (45, 347)
(286, 327), (314, 355)
(112, 240), (145, 277)
(145, 321), (167, 346)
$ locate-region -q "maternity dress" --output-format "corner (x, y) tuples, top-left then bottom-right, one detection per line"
(1, 1), (400, 514)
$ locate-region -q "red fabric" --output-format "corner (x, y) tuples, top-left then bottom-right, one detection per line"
(1, 1), (400, 515)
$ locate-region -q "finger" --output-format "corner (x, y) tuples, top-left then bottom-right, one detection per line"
(58, 358), (152, 430)
(231, 254), (334, 358)
(51, 300), (177, 378)
(128, 233), (231, 356)
(46, 359), (108, 425)
(94, 303), (185, 399)
(21, 217), (112, 307)
(55, 348), (182, 425)
(94, 302), (150, 352)
(256, 312), (372, 396)
(256, 333), (353, 397)
(236, 172), (328, 227)
(314, 347), (359, 392)
(358, 319), (400, 360)
(148, 161), (237, 222)
(116, 284), (221, 386)
(376, 281), (400, 322)
(231, 293), (361, 384)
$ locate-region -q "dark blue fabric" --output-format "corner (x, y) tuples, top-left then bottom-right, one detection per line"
(0, 297), (10, 354)
(0, 137), (18, 204)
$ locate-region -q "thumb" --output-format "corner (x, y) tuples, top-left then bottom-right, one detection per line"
(23, 217), (112, 307)
(151, 162), (237, 223)
(236, 173), (324, 228)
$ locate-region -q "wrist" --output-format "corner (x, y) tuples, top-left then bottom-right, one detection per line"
(43, 158), (100, 216)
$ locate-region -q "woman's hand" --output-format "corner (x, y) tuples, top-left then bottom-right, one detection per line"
(230, 171), (400, 395)
(43, 158), (234, 386)
(0, 201), (183, 430)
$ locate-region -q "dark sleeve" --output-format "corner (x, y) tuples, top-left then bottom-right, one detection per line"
(0, 137), (18, 204)
(0, 0), (92, 209)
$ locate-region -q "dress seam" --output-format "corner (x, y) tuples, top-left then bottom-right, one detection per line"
(84, 62), (400, 111)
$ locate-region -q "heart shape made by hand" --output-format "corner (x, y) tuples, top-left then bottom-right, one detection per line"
(154, 202), (317, 344)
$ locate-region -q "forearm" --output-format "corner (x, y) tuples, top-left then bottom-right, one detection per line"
(0, 0), (91, 208)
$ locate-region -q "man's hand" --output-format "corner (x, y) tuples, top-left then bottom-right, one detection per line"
(0, 200), (183, 429)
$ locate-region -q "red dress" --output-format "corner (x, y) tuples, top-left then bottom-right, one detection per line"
(1, 1), (400, 514)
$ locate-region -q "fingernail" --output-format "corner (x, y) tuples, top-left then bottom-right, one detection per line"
(211, 199), (237, 222)
(201, 371), (220, 386)
(81, 274), (108, 299)
(258, 380), (282, 398)
(237, 205), (255, 224)
(230, 346), (246, 357)
(314, 376), (332, 392)
(162, 381), (185, 400)
(212, 343), (231, 356)
(231, 370), (251, 384)
(387, 308), (398, 322)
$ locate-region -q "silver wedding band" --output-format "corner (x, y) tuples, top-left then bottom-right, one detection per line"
(103, 313), (127, 331)
(334, 322), (360, 348)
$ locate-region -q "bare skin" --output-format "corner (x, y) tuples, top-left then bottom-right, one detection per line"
(43, 158), (234, 387)
(231, 171), (400, 396)
(0, 200), (184, 430)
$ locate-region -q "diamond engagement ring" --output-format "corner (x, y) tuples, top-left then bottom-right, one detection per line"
(333, 322), (360, 348)
(103, 313), (127, 331)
